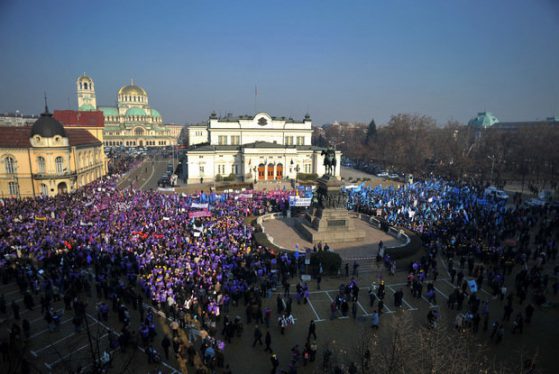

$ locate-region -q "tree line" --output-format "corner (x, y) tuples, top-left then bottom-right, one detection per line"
(313, 114), (559, 191)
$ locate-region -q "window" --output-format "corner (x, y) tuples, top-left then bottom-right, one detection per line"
(285, 136), (294, 145)
(37, 156), (46, 173)
(40, 183), (48, 196)
(8, 182), (19, 196)
(296, 136), (305, 145)
(5, 156), (16, 174)
(199, 166), (205, 173)
(217, 165), (225, 175)
(231, 135), (240, 145)
(55, 156), (64, 174)
(231, 165), (238, 175)
(218, 135), (227, 145)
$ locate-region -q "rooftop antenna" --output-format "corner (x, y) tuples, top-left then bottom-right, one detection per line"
(44, 92), (49, 113)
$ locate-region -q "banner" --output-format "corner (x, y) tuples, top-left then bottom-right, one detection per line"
(188, 210), (212, 218)
(289, 196), (312, 207)
(238, 193), (253, 200)
(191, 202), (209, 209)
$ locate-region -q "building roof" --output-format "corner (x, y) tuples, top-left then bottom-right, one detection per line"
(66, 129), (102, 146)
(118, 84), (147, 96)
(126, 107), (147, 117)
(79, 104), (96, 111)
(98, 106), (119, 117)
(151, 109), (161, 118)
(491, 120), (558, 130)
(53, 110), (104, 128)
(31, 111), (66, 137)
(468, 112), (500, 128)
(0, 126), (33, 148)
(0, 126), (101, 148)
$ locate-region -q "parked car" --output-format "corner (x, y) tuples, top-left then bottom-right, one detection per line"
(158, 175), (171, 187)
(388, 173), (400, 180)
(377, 171), (389, 178)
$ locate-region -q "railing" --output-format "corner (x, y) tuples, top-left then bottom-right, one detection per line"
(32, 171), (77, 180)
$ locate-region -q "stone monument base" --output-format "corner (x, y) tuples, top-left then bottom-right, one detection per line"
(295, 174), (365, 244)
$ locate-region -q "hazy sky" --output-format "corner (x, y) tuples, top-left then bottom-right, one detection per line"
(0, 0), (558, 125)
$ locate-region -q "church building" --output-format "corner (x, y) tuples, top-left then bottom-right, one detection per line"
(185, 112), (341, 184)
(76, 75), (179, 147)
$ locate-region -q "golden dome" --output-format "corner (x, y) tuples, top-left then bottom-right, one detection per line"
(118, 84), (147, 96)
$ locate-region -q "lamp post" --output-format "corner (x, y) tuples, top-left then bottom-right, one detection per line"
(253, 166), (257, 184)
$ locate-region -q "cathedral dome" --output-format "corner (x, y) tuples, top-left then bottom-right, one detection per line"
(126, 107), (147, 117)
(151, 109), (161, 118)
(118, 84), (147, 96)
(31, 111), (66, 138)
(79, 104), (95, 111)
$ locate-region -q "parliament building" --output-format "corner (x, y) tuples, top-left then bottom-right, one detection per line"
(185, 112), (341, 184)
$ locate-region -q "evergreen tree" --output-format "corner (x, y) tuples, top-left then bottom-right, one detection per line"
(366, 118), (377, 144)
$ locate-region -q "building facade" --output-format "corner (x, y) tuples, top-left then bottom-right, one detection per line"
(76, 75), (179, 147)
(0, 107), (106, 198)
(185, 112), (341, 184)
(0, 113), (39, 127)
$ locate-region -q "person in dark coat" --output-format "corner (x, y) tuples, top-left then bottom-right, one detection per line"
(161, 335), (171, 359)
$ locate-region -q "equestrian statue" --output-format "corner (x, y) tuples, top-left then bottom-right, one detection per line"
(321, 147), (337, 176)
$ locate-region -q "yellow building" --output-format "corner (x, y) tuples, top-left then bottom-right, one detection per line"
(0, 106), (106, 198)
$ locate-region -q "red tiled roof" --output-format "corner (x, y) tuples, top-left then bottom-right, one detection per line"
(0, 126), (101, 148)
(53, 110), (104, 128)
(0, 126), (32, 148)
(66, 129), (102, 146)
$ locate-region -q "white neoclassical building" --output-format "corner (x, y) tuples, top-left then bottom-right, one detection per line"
(185, 112), (341, 184)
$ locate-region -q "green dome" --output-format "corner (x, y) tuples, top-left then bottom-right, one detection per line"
(125, 107), (147, 117)
(79, 104), (95, 111)
(151, 109), (161, 118)
(468, 112), (499, 128)
(99, 106), (119, 117)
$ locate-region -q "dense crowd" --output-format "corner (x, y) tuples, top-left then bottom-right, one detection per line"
(0, 168), (557, 373)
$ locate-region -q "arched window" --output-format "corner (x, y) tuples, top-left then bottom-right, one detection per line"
(84, 82), (88, 90)
(79, 83), (83, 90)
(4, 156), (16, 174)
(40, 183), (48, 196)
(37, 156), (46, 173)
(55, 156), (64, 174)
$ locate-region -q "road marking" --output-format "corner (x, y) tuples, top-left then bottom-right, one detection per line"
(387, 285), (417, 311)
(306, 297), (325, 322)
(45, 334), (108, 368)
(140, 159), (158, 190)
(29, 316), (73, 339)
(356, 300), (371, 316)
(434, 286), (449, 300)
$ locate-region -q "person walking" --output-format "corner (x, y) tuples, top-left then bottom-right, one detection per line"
(161, 335), (171, 359)
(270, 353), (279, 374)
(371, 311), (380, 329)
(307, 320), (317, 341)
(264, 331), (272, 353)
(253, 325), (263, 347)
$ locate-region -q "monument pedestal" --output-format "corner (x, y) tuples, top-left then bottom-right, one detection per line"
(295, 175), (365, 244)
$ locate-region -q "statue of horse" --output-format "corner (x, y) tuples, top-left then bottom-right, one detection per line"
(321, 148), (337, 176)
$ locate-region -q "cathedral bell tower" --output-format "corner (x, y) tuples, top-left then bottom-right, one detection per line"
(77, 74), (97, 111)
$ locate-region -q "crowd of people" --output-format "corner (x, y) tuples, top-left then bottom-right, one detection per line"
(0, 158), (557, 373)
(347, 179), (558, 351)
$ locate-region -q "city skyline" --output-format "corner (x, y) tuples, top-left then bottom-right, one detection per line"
(1, 0), (558, 126)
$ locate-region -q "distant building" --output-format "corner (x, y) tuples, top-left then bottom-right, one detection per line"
(0, 113), (39, 127)
(75, 74), (179, 147)
(468, 111), (558, 131)
(185, 112), (340, 184)
(0, 105), (106, 198)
